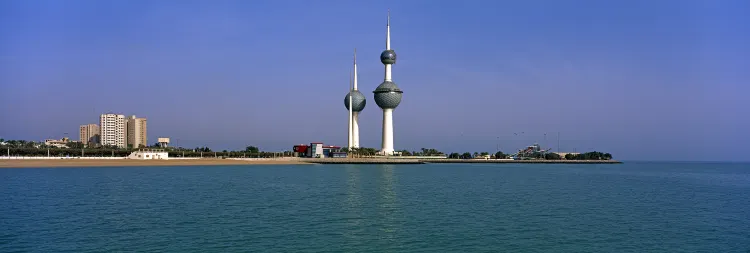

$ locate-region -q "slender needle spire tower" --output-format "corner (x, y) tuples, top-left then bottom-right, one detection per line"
(348, 71), (353, 148)
(352, 49), (361, 148)
(345, 49), (366, 149)
(373, 10), (402, 155)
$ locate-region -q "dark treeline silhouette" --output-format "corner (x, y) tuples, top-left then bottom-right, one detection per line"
(565, 152), (612, 160)
(0, 140), (292, 158)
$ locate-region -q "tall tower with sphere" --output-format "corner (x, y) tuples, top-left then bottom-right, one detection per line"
(373, 10), (402, 155)
(345, 49), (366, 148)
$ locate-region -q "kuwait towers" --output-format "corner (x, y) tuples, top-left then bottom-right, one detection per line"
(373, 10), (403, 155)
(345, 49), (366, 148)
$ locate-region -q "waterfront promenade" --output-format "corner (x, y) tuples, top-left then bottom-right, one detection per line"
(0, 156), (620, 168)
(0, 157), (309, 168)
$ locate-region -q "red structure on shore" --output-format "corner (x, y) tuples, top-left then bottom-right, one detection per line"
(292, 143), (346, 158)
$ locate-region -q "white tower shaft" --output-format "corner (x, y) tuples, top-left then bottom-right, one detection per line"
(352, 49), (360, 148)
(381, 109), (394, 154)
(385, 65), (392, 82)
(352, 112), (360, 148)
(348, 71), (353, 149)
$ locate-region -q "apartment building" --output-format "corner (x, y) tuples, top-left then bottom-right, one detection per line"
(100, 114), (126, 148)
(79, 124), (100, 147)
(127, 115), (147, 148)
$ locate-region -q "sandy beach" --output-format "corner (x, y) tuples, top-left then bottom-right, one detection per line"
(0, 158), (311, 168)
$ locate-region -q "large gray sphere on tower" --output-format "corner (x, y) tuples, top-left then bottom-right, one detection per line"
(380, 50), (397, 65)
(373, 81), (403, 109)
(344, 90), (366, 112)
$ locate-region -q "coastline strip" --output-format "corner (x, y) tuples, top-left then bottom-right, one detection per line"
(0, 158), (310, 168)
(0, 157), (621, 168)
(422, 159), (622, 164)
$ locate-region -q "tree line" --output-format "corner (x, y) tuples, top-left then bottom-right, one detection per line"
(340, 147), (379, 157)
(447, 152), (496, 159)
(0, 141), (291, 158)
(1, 139), (613, 160)
(564, 152), (612, 160)
(397, 148), (444, 156)
(0, 148), (294, 158)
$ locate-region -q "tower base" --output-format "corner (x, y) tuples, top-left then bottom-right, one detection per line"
(380, 108), (394, 154)
(352, 112), (360, 148)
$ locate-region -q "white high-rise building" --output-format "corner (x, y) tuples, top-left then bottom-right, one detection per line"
(100, 114), (126, 148)
(373, 10), (403, 155)
(127, 115), (148, 148)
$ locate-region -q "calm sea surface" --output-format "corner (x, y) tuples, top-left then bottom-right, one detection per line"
(1, 162), (749, 252)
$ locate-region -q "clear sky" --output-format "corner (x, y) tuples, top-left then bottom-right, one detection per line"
(1, 0), (748, 161)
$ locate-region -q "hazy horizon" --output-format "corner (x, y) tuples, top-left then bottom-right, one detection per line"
(1, 0), (748, 161)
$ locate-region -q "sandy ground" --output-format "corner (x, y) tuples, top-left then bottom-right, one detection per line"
(0, 159), (311, 168)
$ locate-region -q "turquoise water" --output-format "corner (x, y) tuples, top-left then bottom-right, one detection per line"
(1, 162), (749, 252)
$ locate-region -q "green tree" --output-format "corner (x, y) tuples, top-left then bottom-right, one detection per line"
(563, 151), (612, 160)
(245, 146), (259, 153)
(544, 153), (562, 160)
(66, 142), (84, 149)
(420, 148), (443, 156)
(399, 150), (412, 156)
(495, 151), (506, 159)
(448, 153), (460, 159)
(461, 152), (473, 159)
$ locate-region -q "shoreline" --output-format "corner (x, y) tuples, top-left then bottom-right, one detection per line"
(0, 158), (310, 168)
(423, 159), (622, 164)
(1, 157), (621, 168)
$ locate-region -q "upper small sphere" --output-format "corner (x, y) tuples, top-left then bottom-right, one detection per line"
(380, 50), (397, 65)
(344, 90), (366, 112)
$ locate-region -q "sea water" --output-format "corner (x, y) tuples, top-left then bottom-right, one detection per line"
(1, 162), (749, 252)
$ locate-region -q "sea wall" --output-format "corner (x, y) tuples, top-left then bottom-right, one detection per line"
(227, 157), (303, 161)
(424, 159), (622, 164)
(304, 158), (424, 164)
(0, 156), (126, 160)
(301, 157), (621, 164)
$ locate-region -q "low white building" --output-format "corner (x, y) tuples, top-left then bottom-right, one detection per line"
(128, 149), (168, 160)
(473, 154), (491, 160)
(44, 138), (70, 148)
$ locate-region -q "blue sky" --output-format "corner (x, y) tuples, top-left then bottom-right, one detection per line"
(0, 0), (748, 161)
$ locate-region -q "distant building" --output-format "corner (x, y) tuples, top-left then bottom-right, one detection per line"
(79, 124), (100, 147)
(157, 137), (170, 148)
(128, 149), (168, 160)
(556, 152), (581, 159)
(292, 143), (345, 158)
(473, 154), (491, 160)
(126, 115), (147, 148)
(100, 113), (126, 148)
(45, 137), (70, 148)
